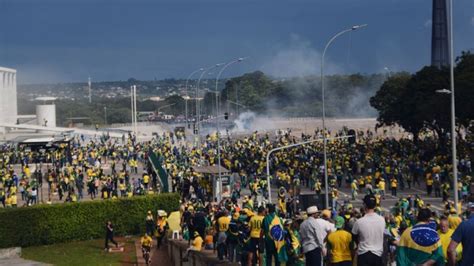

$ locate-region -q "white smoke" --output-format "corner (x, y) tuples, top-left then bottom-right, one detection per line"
(260, 34), (342, 78)
(231, 111), (279, 133)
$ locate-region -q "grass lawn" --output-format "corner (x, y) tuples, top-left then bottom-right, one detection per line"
(21, 237), (137, 266)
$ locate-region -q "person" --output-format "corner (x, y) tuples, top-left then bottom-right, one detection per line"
(248, 206), (265, 266)
(262, 204), (286, 266)
(140, 233), (153, 264)
(156, 210), (168, 249)
(216, 209), (230, 260)
(390, 177), (398, 197)
(351, 194), (385, 266)
(438, 216), (462, 264)
(396, 208), (444, 265)
(300, 205), (335, 266)
(448, 197), (474, 266)
(145, 210), (154, 236)
(227, 212), (240, 262)
(284, 217), (304, 266)
(327, 216), (353, 266)
(183, 231), (204, 262)
(105, 220), (118, 250)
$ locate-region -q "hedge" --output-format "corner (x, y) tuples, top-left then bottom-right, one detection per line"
(0, 193), (180, 248)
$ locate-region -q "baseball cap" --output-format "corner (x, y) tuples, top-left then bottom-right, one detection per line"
(307, 206), (318, 215)
(335, 216), (345, 229)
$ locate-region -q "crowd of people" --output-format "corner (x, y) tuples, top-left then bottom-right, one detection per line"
(177, 186), (473, 266)
(1, 126), (474, 265)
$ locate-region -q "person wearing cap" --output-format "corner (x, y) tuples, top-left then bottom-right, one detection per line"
(448, 196), (474, 266)
(351, 194), (385, 266)
(156, 210), (168, 249)
(327, 216), (354, 266)
(299, 205), (335, 266)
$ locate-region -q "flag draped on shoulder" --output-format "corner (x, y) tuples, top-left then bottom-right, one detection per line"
(396, 223), (445, 266)
(269, 215), (288, 262)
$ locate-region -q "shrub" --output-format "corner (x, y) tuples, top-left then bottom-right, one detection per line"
(0, 193), (180, 248)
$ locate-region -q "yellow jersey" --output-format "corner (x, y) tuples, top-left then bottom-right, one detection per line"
(438, 229), (462, 262)
(141, 236), (153, 247)
(192, 236), (203, 250)
(249, 215), (264, 238)
(217, 216), (231, 232)
(327, 230), (353, 263)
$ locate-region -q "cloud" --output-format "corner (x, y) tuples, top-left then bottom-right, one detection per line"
(424, 19), (432, 28)
(260, 34), (342, 78)
(471, 17), (474, 27)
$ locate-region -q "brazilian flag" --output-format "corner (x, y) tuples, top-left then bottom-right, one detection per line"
(268, 215), (288, 263)
(396, 223), (445, 266)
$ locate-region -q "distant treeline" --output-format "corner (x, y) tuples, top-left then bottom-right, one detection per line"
(17, 72), (387, 126)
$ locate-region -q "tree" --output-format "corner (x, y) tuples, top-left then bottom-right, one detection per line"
(371, 52), (474, 142)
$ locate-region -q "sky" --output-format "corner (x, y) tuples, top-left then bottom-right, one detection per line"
(0, 0), (473, 84)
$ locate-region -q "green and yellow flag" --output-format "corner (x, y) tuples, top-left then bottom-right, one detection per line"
(396, 223), (445, 266)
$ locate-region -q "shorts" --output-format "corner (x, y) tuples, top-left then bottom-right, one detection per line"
(248, 238), (264, 254)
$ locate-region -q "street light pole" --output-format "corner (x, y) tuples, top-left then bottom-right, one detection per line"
(266, 135), (352, 203)
(104, 106), (107, 125)
(214, 57), (245, 201)
(448, 0), (459, 211)
(321, 24), (367, 209)
(195, 63), (224, 142)
(185, 68), (204, 130)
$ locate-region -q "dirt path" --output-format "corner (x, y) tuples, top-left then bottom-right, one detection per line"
(135, 239), (172, 266)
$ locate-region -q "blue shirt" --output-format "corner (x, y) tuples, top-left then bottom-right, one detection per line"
(451, 215), (474, 266)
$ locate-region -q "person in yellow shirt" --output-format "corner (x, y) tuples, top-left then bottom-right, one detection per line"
(143, 173), (150, 190)
(378, 179), (386, 199)
(216, 210), (231, 260)
(141, 233), (153, 251)
(156, 210), (168, 249)
(183, 231), (204, 262)
(447, 210), (462, 230)
(351, 180), (358, 200)
(438, 217), (462, 263)
(141, 233), (153, 264)
(391, 178), (398, 196)
(327, 216), (354, 265)
(248, 206), (265, 266)
(11, 192), (17, 207)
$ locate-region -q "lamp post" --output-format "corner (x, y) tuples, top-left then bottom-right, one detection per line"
(104, 106), (107, 125)
(214, 57), (245, 201)
(195, 63), (224, 141)
(321, 24), (367, 209)
(448, 0), (459, 212)
(436, 1), (458, 210)
(185, 68), (204, 130)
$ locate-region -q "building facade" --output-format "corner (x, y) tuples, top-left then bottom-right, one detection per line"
(0, 67), (18, 130)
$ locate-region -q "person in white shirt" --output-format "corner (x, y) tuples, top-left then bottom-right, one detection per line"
(351, 194), (385, 266)
(300, 206), (336, 266)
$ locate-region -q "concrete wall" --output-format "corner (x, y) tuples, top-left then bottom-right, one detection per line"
(0, 67), (17, 133)
(167, 240), (239, 266)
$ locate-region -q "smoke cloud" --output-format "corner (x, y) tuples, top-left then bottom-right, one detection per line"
(260, 34), (342, 78)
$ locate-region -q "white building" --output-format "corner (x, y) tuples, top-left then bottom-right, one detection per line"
(0, 66), (17, 132)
